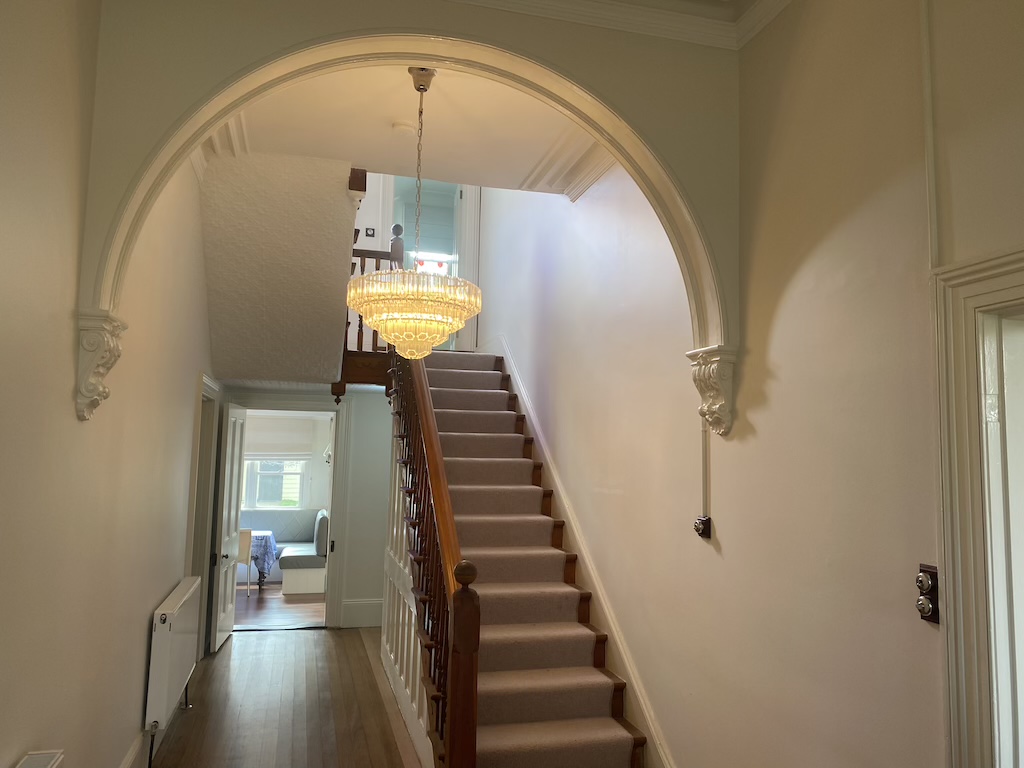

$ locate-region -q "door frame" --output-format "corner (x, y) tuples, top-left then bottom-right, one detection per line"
(936, 247), (1024, 766)
(183, 373), (222, 659)
(222, 390), (352, 628)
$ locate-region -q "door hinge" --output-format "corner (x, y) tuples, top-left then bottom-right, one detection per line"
(210, 552), (217, 569)
(330, 540), (335, 553)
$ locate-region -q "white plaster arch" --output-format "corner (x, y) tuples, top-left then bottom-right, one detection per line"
(76, 34), (736, 429)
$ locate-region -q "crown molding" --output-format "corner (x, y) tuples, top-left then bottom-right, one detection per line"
(736, 0), (792, 47)
(520, 128), (615, 202)
(447, 0), (790, 50)
(563, 143), (616, 202)
(189, 112), (251, 183)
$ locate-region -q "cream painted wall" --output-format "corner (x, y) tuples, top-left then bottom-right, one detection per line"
(338, 388), (394, 626)
(931, 1), (1024, 265)
(476, 1), (951, 765)
(477, 171), (701, 768)
(729, 1), (941, 765)
(81, 0), (739, 344)
(0, 3), (212, 765)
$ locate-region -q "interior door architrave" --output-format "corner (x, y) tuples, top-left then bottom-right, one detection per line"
(935, 247), (1024, 767)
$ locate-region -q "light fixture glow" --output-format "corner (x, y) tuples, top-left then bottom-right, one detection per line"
(346, 270), (482, 360)
(346, 67), (483, 360)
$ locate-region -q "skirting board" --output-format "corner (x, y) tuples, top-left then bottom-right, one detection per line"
(341, 598), (383, 628)
(478, 333), (674, 768)
(118, 733), (145, 768)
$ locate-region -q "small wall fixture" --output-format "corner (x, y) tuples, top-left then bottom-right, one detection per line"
(916, 564), (939, 624)
(347, 67), (483, 360)
(694, 516), (711, 539)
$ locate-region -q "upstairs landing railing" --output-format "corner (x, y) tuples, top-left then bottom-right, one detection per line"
(390, 351), (479, 767)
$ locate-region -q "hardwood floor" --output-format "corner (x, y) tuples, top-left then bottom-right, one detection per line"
(233, 585), (325, 630)
(153, 629), (417, 768)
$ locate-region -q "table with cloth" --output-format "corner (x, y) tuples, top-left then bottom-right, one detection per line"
(250, 530), (278, 587)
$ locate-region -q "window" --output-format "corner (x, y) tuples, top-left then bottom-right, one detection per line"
(243, 458), (308, 508)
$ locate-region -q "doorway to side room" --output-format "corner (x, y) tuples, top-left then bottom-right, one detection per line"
(233, 409), (335, 631)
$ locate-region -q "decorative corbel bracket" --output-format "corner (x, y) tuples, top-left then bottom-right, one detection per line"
(77, 311), (128, 420)
(686, 345), (737, 436)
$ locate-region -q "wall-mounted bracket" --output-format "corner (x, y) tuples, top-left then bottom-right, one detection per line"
(686, 345), (736, 436)
(76, 311), (128, 420)
(693, 516), (711, 539)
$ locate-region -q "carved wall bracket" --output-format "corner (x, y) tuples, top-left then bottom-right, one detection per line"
(77, 311), (128, 420)
(686, 345), (736, 436)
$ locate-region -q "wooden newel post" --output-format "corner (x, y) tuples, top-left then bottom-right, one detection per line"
(390, 224), (405, 267)
(446, 559), (480, 768)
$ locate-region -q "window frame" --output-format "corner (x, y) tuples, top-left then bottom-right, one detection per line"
(242, 454), (311, 510)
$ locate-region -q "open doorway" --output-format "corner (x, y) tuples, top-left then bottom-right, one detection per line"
(233, 409), (335, 631)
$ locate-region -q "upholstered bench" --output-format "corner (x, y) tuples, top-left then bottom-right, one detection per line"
(279, 509), (329, 595)
(238, 508), (329, 587)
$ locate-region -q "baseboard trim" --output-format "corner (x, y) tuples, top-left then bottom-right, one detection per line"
(118, 732), (145, 768)
(479, 333), (676, 768)
(342, 598), (383, 628)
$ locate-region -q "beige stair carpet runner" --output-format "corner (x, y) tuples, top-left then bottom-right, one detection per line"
(425, 350), (646, 768)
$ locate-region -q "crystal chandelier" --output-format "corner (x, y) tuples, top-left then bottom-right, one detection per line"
(346, 67), (483, 360)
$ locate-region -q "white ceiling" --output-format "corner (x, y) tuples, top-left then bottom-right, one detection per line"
(243, 66), (605, 193)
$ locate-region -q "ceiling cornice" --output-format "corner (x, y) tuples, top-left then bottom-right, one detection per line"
(447, 0), (791, 50)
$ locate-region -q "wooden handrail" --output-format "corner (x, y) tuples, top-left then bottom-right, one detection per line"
(410, 358), (460, 598)
(391, 352), (479, 767)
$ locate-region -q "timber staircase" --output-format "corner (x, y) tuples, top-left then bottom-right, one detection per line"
(392, 349), (646, 768)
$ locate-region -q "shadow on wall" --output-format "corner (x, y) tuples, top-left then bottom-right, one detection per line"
(734, 1), (926, 440)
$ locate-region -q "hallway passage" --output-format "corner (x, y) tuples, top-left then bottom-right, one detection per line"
(153, 629), (419, 768)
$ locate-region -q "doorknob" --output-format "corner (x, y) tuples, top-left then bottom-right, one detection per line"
(222, 554), (230, 559)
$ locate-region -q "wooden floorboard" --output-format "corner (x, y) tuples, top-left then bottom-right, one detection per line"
(152, 630), (413, 768)
(233, 585), (325, 630)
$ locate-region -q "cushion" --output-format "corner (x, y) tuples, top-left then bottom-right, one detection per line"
(239, 508), (320, 543)
(314, 510), (330, 557)
(279, 544), (326, 570)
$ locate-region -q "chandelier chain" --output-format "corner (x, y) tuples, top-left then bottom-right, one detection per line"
(415, 90), (424, 256)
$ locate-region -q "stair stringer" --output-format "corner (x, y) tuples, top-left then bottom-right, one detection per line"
(478, 333), (675, 768)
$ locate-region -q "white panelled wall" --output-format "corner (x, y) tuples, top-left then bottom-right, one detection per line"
(380, 411), (435, 767)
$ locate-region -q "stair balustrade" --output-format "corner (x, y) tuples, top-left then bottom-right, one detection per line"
(390, 351), (480, 767)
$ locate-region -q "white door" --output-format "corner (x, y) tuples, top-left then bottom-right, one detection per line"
(212, 403), (246, 651)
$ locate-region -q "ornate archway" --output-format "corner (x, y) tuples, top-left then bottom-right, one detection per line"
(76, 34), (735, 430)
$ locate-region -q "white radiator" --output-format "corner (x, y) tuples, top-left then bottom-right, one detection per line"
(145, 576), (201, 731)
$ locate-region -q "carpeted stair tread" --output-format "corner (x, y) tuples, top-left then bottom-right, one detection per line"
(432, 387), (512, 411)
(445, 457), (536, 485)
(427, 368), (505, 390)
(424, 351), (498, 370)
(478, 667), (619, 725)
(450, 485), (546, 516)
(475, 582), (587, 625)
(479, 622), (602, 671)
(477, 717), (635, 768)
(440, 432), (526, 459)
(435, 409), (518, 434)
(462, 546), (569, 583)
(456, 515), (554, 547)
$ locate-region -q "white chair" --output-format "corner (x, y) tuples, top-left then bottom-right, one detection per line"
(238, 529), (253, 596)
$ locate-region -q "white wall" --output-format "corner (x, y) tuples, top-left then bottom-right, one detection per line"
(931, 2), (1024, 265)
(727, 3), (943, 765)
(477, 171), (701, 768)
(0, 5), (212, 766)
(338, 388), (394, 627)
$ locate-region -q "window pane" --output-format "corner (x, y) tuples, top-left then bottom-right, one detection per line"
(280, 474), (301, 506)
(257, 474), (283, 505)
(259, 460), (284, 473)
(282, 460), (305, 473)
